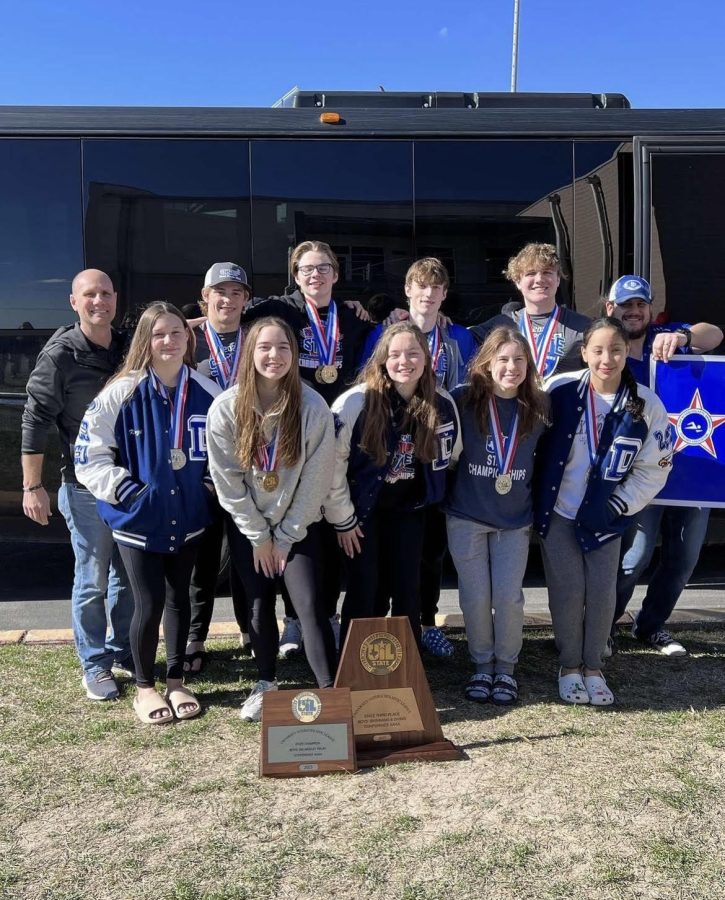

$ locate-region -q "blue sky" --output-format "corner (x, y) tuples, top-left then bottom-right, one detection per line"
(2, 0), (724, 109)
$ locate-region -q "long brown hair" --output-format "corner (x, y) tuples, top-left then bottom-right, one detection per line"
(112, 301), (196, 385)
(462, 327), (549, 437)
(357, 322), (439, 466)
(234, 317), (302, 469)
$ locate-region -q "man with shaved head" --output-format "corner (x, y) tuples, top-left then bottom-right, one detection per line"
(22, 269), (133, 700)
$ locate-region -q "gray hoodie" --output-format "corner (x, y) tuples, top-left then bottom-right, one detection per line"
(206, 383), (335, 553)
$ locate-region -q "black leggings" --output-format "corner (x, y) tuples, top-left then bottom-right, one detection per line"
(342, 507), (425, 650)
(118, 541), (198, 688)
(282, 519), (342, 619)
(188, 504), (247, 642)
(228, 522), (336, 686)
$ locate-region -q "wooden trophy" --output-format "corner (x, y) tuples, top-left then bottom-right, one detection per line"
(334, 616), (463, 768)
(260, 687), (357, 778)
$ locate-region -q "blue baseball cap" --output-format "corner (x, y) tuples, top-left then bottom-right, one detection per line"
(608, 275), (652, 304)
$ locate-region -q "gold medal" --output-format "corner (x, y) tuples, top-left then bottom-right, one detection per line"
(495, 474), (512, 495)
(315, 364), (338, 384)
(260, 471), (279, 492)
(170, 449), (187, 470)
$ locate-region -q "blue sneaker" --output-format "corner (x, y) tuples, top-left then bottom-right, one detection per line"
(421, 626), (454, 658)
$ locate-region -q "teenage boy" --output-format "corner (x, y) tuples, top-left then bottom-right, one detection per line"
(21, 270), (133, 700)
(605, 275), (723, 655)
(471, 242), (590, 379)
(184, 262), (252, 673)
(360, 258), (477, 656)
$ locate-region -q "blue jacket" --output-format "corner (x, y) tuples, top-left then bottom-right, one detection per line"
(323, 384), (462, 530)
(74, 367), (221, 553)
(533, 371), (672, 551)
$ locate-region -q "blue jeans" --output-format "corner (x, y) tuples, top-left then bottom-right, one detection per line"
(58, 483), (133, 677)
(613, 505), (710, 637)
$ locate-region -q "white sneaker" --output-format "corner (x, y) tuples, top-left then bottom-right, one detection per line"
(240, 679), (278, 722)
(329, 614), (341, 652)
(279, 617), (302, 659)
(82, 670), (120, 701)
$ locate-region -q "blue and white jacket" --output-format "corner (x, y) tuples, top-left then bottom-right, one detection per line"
(323, 384), (462, 531)
(74, 367), (221, 553)
(533, 370), (672, 551)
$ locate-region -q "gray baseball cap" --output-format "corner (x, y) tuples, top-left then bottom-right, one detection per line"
(204, 262), (251, 290)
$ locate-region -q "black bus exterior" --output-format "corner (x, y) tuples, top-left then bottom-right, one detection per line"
(1, 91), (724, 534)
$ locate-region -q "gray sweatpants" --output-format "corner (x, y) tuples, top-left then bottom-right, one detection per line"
(540, 512), (621, 670)
(447, 515), (530, 676)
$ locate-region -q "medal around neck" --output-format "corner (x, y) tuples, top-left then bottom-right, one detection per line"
(495, 474), (512, 495)
(259, 471), (280, 492)
(315, 364), (338, 384)
(171, 449), (187, 470)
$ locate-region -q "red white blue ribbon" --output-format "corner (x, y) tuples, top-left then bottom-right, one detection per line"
(519, 307), (562, 378)
(203, 322), (242, 389)
(584, 382), (600, 465)
(304, 300), (339, 366)
(427, 326), (444, 379)
(150, 364), (189, 451)
(256, 425), (279, 473)
(488, 398), (520, 477)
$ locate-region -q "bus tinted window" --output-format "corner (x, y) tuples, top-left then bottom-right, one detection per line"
(250, 140), (414, 299)
(413, 140), (574, 323)
(0, 139), (83, 331)
(83, 139), (251, 324)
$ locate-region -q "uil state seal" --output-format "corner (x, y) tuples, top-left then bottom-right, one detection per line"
(291, 691), (322, 723)
(359, 632), (403, 675)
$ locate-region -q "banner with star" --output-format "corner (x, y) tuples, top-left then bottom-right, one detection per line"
(650, 356), (725, 507)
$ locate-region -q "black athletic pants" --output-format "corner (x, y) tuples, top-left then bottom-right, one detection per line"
(343, 507), (425, 651)
(282, 519), (342, 619)
(118, 541), (199, 688)
(188, 502), (247, 642)
(227, 522), (336, 686)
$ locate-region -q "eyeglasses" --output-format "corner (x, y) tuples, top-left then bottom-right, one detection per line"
(297, 263), (333, 276)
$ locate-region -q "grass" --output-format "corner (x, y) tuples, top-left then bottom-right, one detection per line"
(0, 627), (724, 900)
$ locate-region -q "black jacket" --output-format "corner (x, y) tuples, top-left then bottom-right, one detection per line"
(243, 291), (371, 405)
(21, 324), (128, 483)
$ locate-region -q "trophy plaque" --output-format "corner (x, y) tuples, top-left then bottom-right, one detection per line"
(334, 616), (463, 768)
(260, 687), (357, 778)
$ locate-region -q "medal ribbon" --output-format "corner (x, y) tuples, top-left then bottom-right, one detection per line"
(488, 398), (520, 477)
(427, 326), (444, 378)
(305, 300), (339, 366)
(256, 425), (279, 473)
(584, 382), (601, 466)
(150, 364), (189, 451)
(519, 307), (562, 378)
(203, 322), (242, 388)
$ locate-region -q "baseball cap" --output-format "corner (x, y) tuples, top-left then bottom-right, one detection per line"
(204, 262), (251, 290)
(608, 275), (652, 305)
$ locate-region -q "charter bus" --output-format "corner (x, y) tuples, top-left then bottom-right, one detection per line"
(2, 90), (724, 537)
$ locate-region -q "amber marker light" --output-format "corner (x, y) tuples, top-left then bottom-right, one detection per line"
(320, 111), (342, 124)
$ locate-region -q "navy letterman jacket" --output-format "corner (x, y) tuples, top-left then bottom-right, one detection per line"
(323, 384), (462, 531)
(74, 367), (221, 553)
(533, 371), (672, 551)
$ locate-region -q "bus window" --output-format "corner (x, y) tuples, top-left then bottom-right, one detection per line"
(414, 140), (573, 324)
(250, 140), (414, 300)
(0, 139), (83, 332)
(83, 138), (251, 322)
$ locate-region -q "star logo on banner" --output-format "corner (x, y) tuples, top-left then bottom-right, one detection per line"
(668, 388), (725, 458)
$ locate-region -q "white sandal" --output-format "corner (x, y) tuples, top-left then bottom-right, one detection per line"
(583, 674), (614, 706)
(558, 669), (589, 704)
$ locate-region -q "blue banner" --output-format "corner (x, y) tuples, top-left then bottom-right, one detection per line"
(650, 356), (725, 507)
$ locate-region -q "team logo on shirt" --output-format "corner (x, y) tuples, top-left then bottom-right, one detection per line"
(299, 325), (343, 370)
(386, 433), (415, 482)
(359, 633), (403, 675)
(668, 388), (725, 458)
(291, 691), (322, 723)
